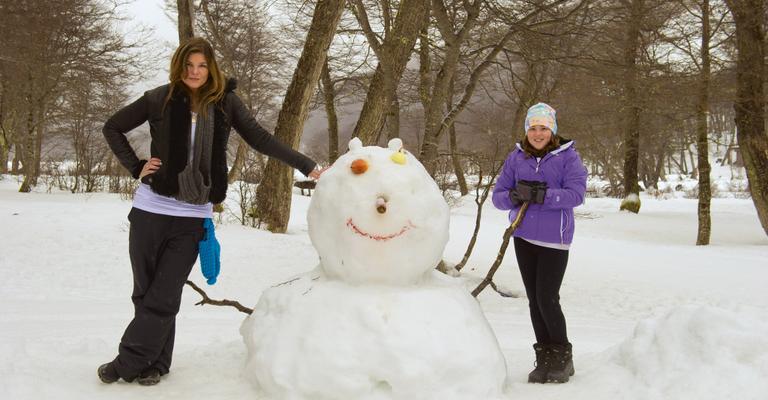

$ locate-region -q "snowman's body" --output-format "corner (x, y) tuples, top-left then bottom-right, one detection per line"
(241, 139), (508, 400)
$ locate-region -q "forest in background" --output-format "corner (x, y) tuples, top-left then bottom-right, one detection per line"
(0, 0), (766, 242)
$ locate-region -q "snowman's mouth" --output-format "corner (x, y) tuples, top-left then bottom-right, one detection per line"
(346, 218), (415, 241)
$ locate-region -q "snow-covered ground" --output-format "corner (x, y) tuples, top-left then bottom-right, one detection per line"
(0, 174), (766, 399)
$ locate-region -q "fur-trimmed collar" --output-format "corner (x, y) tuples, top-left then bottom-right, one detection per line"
(225, 77), (237, 92)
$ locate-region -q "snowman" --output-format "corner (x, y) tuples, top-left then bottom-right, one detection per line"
(241, 138), (508, 400)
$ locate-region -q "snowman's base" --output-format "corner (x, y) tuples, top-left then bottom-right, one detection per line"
(240, 269), (508, 400)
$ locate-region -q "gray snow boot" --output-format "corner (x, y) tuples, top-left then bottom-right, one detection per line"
(137, 368), (162, 386)
(546, 343), (575, 383)
(97, 362), (119, 384)
(527, 343), (551, 383)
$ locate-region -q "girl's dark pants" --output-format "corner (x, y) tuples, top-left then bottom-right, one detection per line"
(112, 208), (204, 381)
(513, 237), (570, 345)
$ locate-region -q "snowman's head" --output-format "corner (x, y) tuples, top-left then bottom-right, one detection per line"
(307, 138), (449, 285)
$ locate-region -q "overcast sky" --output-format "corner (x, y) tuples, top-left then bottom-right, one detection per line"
(123, 0), (179, 96)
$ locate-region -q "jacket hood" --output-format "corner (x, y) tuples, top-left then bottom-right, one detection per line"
(516, 136), (575, 155)
(225, 78), (237, 93)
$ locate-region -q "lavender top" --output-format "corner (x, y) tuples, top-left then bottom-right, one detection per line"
(132, 183), (213, 218)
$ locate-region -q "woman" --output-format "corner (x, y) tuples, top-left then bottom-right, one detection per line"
(492, 102), (587, 384)
(98, 37), (323, 386)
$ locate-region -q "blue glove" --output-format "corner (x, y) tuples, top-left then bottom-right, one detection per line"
(198, 218), (221, 285)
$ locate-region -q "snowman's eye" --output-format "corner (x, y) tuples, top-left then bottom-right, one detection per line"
(351, 158), (368, 174)
(390, 150), (407, 165)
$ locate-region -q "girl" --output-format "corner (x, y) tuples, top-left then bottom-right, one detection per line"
(492, 102), (587, 384)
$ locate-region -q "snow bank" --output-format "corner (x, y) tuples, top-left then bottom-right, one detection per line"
(240, 270), (508, 400)
(603, 306), (768, 399)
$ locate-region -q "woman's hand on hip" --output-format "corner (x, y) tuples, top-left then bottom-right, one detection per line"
(140, 157), (162, 179)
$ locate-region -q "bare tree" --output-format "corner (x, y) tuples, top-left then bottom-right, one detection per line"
(418, 0), (482, 175)
(253, 0), (346, 233)
(320, 59), (341, 163)
(350, 0), (430, 144)
(58, 74), (131, 193)
(0, 72), (21, 174)
(417, 0), (587, 175)
(454, 152), (503, 271)
(724, 0), (768, 237)
(0, 0), (148, 192)
(618, 0), (646, 213)
(197, 0), (286, 184)
(177, 0), (195, 42)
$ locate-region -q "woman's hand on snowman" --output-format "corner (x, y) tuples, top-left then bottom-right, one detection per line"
(309, 165), (329, 180)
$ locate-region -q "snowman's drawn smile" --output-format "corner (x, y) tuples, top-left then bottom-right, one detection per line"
(346, 218), (415, 241)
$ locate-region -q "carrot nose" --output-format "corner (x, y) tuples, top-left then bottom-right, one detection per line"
(351, 159), (368, 174)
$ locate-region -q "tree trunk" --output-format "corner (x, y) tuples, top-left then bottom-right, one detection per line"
(0, 124), (8, 173)
(12, 143), (22, 173)
(19, 102), (41, 193)
(177, 0), (195, 43)
(321, 59), (339, 164)
(0, 143), (7, 173)
(227, 138), (248, 183)
(419, 0), (481, 174)
(725, 0), (768, 237)
(688, 143), (698, 177)
(447, 78), (467, 195)
(0, 82), (9, 174)
(418, 17), (431, 116)
(620, 0), (643, 214)
(420, 27), (516, 174)
(253, 0), (345, 233)
(353, 0), (430, 144)
(449, 123), (468, 196)
(386, 96), (400, 143)
(696, 0), (712, 245)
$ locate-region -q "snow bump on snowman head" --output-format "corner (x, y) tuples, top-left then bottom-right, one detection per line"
(307, 137), (449, 285)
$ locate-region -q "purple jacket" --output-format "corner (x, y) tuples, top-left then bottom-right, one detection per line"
(492, 140), (587, 245)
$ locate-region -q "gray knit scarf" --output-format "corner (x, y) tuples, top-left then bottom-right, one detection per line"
(177, 105), (214, 205)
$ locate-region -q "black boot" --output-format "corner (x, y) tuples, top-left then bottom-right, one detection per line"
(527, 343), (551, 383)
(137, 368), (162, 386)
(546, 343), (575, 383)
(97, 362), (120, 384)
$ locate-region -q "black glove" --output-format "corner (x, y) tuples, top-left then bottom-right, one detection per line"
(511, 180), (548, 204)
(509, 189), (525, 205)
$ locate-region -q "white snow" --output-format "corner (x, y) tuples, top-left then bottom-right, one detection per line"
(0, 169), (766, 399)
(241, 271), (507, 400)
(243, 139), (504, 399)
(307, 138), (449, 285)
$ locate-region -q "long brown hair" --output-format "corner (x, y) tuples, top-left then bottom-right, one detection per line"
(165, 37), (226, 113)
(521, 133), (561, 158)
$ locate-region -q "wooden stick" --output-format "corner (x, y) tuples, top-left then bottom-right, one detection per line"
(471, 202), (529, 297)
(185, 280), (253, 315)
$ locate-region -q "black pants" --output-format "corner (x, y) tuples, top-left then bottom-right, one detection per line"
(113, 208), (204, 381)
(513, 237), (570, 345)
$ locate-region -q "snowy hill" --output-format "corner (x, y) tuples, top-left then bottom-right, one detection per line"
(0, 175), (766, 399)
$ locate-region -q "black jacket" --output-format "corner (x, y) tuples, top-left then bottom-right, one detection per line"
(103, 79), (316, 204)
